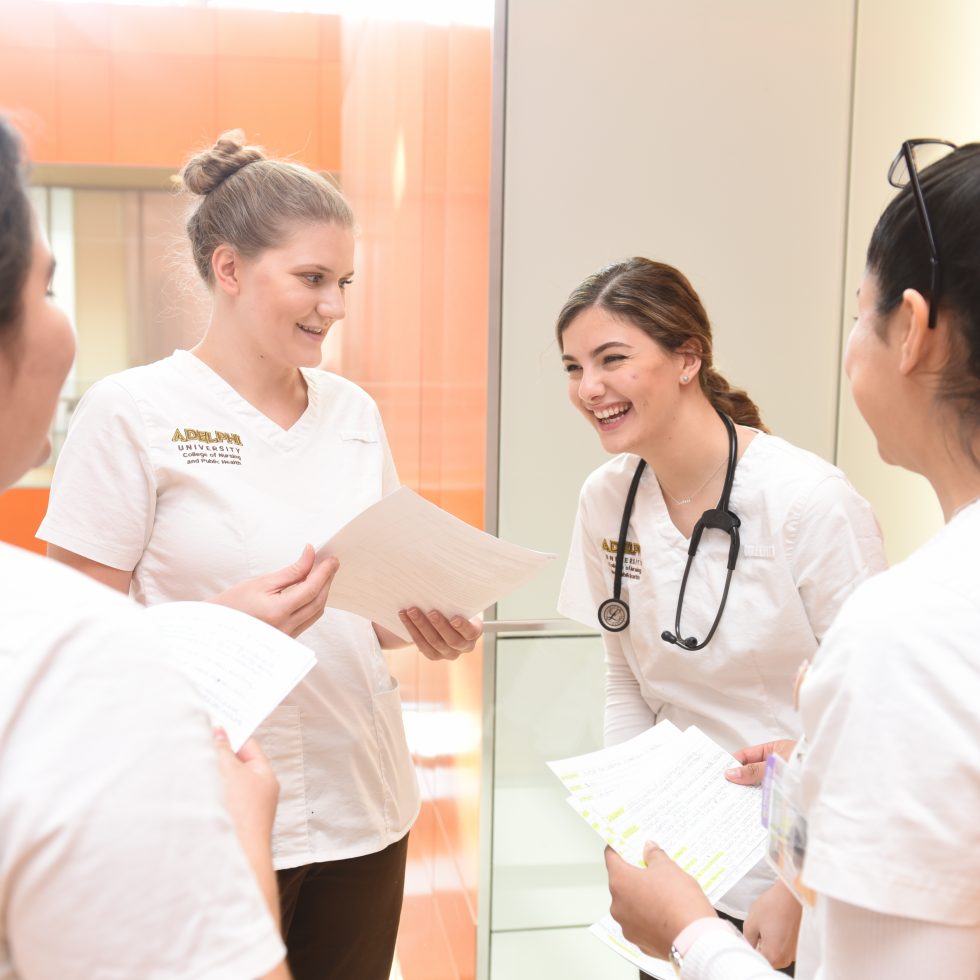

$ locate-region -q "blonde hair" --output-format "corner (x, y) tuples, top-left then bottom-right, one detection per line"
(180, 130), (354, 284)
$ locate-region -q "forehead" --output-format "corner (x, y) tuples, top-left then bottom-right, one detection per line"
(267, 220), (354, 265)
(561, 306), (650, 352)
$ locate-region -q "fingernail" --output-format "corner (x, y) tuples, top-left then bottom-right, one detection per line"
(451, 617), (464, 628)
(409, 609), (421, 621)
(725, 767), (741, 778)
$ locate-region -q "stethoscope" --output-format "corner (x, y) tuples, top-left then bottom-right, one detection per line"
(596, 409), (741, 650)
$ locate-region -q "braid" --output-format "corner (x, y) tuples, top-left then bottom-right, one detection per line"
(702, 367), (768, 432)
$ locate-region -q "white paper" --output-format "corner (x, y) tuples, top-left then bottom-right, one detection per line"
(589, 915), (673, 980)
(145, 601), (316, 751)
(315, 487), (555, 641)
(549, 721), (767, 904)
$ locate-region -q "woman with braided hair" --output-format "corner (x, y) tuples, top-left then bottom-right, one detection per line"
(556, 258), (886, 973)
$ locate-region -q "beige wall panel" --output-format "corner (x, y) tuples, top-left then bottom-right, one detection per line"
(73, 190), (129, 390)
(497, 0), (856, 620)
(836, 0), (980, 563)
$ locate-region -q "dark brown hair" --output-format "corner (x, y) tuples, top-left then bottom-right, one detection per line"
(0, 115), (32, 349)
(180, 130), (355, 284)
(867, 143), (980, 465)
(556, 257), (768, 431)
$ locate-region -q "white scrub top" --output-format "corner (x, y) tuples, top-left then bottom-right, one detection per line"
(0, 543), (284, 979)
(559, 433), (886, 916)
(39, 350), (421, 869)
(799, 498), (980, 929)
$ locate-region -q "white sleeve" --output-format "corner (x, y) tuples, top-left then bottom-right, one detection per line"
(37, 378), (156, 570)
(3, 621), (285, 980)
(604, 638), (658, 746)
(558, 487), (659, 746)
(800, 582), (980, 925)
(681, 927), (777, 979)
(682, 898), (980, 980)
(557, 485), (605, 630)
(818, 897), (980, 980)
(786, 475), (886, 643)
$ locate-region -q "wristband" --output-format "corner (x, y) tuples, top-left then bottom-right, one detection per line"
(669, 917), (739, 976)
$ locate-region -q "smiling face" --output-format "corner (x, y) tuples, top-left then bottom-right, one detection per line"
(561, 305), (686, 456)
(0, 212), (76, 490)
(231, 219), (355, 370)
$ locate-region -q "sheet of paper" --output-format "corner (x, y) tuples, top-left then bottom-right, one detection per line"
(549, 721), (766, 904)
(589, 915), (673, 980)
(145, 601), (316, 751)
(315, 487), (555, 641)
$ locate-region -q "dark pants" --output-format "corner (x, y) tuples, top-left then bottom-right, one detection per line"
(640, 909), (795, 978)
(277, 832), (409, 980)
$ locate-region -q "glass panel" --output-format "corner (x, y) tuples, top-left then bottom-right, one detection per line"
(491, 634), (612, 932)
(490, 926), (637, 980)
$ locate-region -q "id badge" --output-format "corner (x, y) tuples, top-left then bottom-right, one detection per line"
(761, 751), (816, 907)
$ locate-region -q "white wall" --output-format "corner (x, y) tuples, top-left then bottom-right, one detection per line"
(497, 0), (856, 620)
(835, 0), (980, 563)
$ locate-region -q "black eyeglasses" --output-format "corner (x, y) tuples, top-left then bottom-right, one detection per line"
(887, 138), (957, 328)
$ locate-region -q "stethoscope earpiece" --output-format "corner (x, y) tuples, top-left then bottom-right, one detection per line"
(599, 409), (742, 652)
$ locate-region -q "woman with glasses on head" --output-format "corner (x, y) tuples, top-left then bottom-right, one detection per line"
(0, 115), (289, 980)
(604, 141), (980, 978)
(556, 259), (887, 972)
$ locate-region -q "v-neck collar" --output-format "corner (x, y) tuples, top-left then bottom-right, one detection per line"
(171, 349), (320, 448)
(639, 432), (767, 548)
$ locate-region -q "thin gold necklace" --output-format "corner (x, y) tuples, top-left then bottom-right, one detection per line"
(658, 454), (728, 506)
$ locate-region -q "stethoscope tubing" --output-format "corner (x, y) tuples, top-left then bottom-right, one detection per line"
(597, 409), (741, 648)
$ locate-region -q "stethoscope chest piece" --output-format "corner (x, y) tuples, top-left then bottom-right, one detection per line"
(598, 597), (630, 632)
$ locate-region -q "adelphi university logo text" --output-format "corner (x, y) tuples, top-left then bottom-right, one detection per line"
(172, 427), (244, 466)
(601, 537), (643, 580)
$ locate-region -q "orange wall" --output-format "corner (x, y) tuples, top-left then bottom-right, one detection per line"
(0, 1), (341, 170)
(0, 8), (491, 978)
(339, 18), (491, 980)
(0, 488), (49, 554)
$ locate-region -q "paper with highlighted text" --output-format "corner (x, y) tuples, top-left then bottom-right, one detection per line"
(145, 601), (316, 752)
(548, 721), (767, 904)
(315, 487), (556, 642)
(589, 915), (672, 980)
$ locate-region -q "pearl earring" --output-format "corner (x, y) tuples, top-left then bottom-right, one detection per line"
(681, 375), (689, 383)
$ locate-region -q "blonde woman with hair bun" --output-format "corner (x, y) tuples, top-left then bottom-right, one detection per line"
(40, 130), (482, 980)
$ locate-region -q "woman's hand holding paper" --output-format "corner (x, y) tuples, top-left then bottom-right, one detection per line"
(396, 608), (483, 661)
(605, 841), (715, 959)
(724, 739), (797, 786)
(209, 545), (339, 639)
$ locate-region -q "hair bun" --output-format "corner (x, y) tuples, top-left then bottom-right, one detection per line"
(180, 130), (266, 195)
